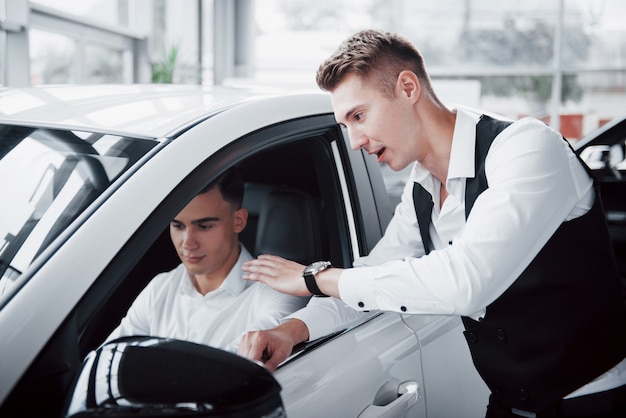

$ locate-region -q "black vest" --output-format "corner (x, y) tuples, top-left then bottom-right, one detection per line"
(413, 115), (626, 412)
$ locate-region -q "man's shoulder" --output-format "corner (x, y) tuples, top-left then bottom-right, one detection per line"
(506, 116), (556, 136)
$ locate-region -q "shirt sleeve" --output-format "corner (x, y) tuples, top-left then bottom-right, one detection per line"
(224, 286), (309, 352)
(285, 296), (376, 341)
(339, 118), (593, 318)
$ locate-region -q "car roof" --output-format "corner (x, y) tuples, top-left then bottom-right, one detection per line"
(0, 83), (311, 139)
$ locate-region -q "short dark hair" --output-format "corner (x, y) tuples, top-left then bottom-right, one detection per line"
(199, 166), (244, 209)
(316, 29), (438, 101)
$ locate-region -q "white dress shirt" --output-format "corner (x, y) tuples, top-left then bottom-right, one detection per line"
(106, 245), (307, 353)
(292, 108), (625, 397)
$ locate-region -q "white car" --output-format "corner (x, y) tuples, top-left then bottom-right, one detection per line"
(0, 84), (489, 418)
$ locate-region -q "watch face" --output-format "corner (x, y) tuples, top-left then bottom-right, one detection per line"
(304, 261), (330, 274)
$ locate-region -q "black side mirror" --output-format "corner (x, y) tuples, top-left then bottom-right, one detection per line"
(64, 336), (284, 417)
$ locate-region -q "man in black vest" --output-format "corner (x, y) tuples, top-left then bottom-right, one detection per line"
(239, 29), (626, 417)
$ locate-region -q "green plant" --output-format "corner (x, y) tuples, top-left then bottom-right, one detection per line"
(151, 45), (179, 83)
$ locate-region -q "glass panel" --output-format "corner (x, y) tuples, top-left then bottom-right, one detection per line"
(85, 44), (125, 84)
(0, 126), (158, 299)
(254, 0), (626, 139)
(29, 29), (75, 85)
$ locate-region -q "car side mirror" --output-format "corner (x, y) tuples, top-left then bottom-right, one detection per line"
(63, 336), (284, 417)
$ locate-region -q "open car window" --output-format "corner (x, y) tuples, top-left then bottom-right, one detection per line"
(75, 118), (385, 359)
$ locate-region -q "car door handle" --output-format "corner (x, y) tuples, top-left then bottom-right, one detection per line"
(358, 381), (421, 418)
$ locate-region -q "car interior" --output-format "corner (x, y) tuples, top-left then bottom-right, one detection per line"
(77, 134), (352, 356)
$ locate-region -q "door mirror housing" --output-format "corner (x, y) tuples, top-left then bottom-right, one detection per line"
(64, 336), (284, 417)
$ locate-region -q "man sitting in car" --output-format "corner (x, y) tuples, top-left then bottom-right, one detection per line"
(105, 167), (306, 352)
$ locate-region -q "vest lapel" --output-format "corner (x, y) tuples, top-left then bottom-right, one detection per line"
(465, 115), (513, 217)
(413, 184), (434, 255)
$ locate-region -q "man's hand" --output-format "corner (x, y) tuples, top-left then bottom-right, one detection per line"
(238, 319), (310, 372)
(242, 254), (342, 298)
(242, 254), (310, 296)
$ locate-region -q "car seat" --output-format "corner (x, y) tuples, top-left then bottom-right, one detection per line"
(254, 188), (322, 265)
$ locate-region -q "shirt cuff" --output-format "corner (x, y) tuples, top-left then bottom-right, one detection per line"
(283, 297), (361, 341)
(338, 266), (378, 311)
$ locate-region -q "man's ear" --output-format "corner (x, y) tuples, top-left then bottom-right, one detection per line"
(233, 207), (248, 233)
(397, 70), (421, 101)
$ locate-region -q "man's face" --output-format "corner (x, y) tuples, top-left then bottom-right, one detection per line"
(170, 187), (247, 280)
(331, 73), (420, 171)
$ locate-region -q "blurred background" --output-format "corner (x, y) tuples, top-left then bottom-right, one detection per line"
(1, 0), (624, 140)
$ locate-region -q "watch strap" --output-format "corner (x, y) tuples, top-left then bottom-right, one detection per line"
(304, 271), (329, 297)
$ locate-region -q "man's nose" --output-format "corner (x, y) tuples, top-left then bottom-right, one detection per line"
(181, 230), (198, 249)
(347, 127), (367, 151)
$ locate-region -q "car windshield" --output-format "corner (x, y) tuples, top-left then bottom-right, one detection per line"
(0, 125), (158, 297)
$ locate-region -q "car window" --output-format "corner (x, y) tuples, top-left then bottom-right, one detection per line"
(580, 142), (626, 172)
(77, 123), (364, 357)
(0, 126), (158, 299)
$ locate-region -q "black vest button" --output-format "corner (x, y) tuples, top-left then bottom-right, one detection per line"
(496, 329), (507, 341)
(400, 306), (407, 312)
(519, 389), (529, 402)
(358, 301), (364, 308)
(468, 332), (478, 343)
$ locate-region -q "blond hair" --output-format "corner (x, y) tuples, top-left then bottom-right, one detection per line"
(316, 29), (438, 101)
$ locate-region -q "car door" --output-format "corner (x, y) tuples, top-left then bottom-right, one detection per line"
(575, 116), (626, 276)
(266, 127), (427, 418)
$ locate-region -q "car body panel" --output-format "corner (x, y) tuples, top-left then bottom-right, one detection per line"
(0, 84), (300, 139)
(277, 312), (426, 418)
(407, 314), (490, 417)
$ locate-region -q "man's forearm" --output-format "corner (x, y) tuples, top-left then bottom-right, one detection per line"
(315, 267), (342, 299)
(281, 318), (311, 344)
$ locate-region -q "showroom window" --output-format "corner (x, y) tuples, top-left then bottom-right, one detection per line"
(253, 0), (626, 139)
(27, 2), (141, 85)
(29, 29), (75, 84)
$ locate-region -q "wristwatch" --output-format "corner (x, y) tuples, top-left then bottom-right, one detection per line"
(302, 261), (332, 297)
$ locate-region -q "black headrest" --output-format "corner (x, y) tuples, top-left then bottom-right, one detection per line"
(254, 189), (321, 265)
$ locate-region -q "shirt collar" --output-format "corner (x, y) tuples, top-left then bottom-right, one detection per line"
(219, 244), (253, 296)
(447, 107), (480, 181)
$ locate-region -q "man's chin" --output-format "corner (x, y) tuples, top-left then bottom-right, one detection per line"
(386, 161), (411, 172)
(183, 263), (207, 276)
